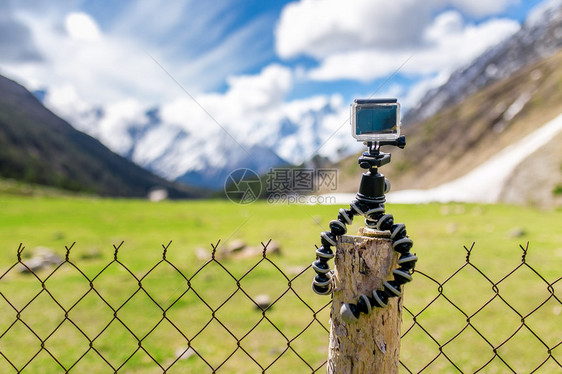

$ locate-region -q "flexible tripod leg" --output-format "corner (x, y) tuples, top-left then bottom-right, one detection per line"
(311, 167), (417, 322)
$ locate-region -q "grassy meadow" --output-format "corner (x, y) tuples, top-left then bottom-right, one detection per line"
(0, 194), (560, 373)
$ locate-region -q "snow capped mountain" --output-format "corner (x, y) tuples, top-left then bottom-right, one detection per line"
(176, 144), (287, 189)
(404, 0), (562, 125)
(36, 1), (560, 191)
(42, 71), (358, 189)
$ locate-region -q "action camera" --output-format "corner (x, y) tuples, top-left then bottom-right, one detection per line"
(351, 98), (401, 142)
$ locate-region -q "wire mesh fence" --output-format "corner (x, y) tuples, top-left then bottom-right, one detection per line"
(399, 243), (561, 373)
(0, 240), (560, 373)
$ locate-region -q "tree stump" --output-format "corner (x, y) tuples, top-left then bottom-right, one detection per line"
(327, 228), (402, 374)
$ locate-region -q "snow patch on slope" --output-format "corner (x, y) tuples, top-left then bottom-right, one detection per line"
(387, 113), (562, 203)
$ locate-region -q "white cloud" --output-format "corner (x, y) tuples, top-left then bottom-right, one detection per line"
(97, 99), (149, 153)
(223, 64), (293, 113)
(44, 84), (92, 123)
(276, 0), (434, 59)
(4, 0), (524, 113)
(276, 0), (519, 59)
(307, 13), (519, 81)
(65, 12), (101, 41)
(2, 2), (273, 107)
(159, 96), (218, 139)
(276, 0), (520, 85)
(308, 50), (414, 82)
(424, 10), (465, 40)
(159, 63), (294, 140)
(144, 63), (351, 164)
(2, 12), (175, 105)
(419, 13), (520, 71)
(43, 61), (298, 155)
(44, 84), (150, 155)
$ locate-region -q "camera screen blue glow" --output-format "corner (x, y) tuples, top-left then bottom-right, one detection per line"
(355, 105), (398, 135)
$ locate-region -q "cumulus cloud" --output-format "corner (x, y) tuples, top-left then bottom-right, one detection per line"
(208, 65), (353, 161)
(276, 0), (520, 82)
(43, 85), (94, 127)
(154, 63), (294, 146)
(276, 0), (434, 59)
(178, 64), (296, 143)
(65, 12), (102, 41)
(222, 64), (293, 114)
(44, 84), (149, 154)
(276, 0), (519, 58)
(304, 12), (519, 82)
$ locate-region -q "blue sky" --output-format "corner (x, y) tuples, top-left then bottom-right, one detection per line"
(0, 0), (546, 117)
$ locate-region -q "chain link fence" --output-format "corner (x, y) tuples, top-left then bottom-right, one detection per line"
(0, 240), (560, 373)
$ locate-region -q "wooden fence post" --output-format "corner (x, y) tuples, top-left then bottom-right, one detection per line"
(327, 228), (402, 374)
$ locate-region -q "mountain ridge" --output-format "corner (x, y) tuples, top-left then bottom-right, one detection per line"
(5, 0), (561, 197)
(403, 0), (562, 126)
(0, 74), (202, 198)
(39, 78), (356, 191)
(336, 48), (562, 207)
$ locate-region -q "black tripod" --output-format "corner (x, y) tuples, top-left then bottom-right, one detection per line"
(312, 136), (417, 322)
(356, 136), (405, 209)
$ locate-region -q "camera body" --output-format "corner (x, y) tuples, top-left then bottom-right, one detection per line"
(351, 98), (401, 142)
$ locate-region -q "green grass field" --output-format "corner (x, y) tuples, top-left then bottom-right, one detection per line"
(0, 195), (560, 373)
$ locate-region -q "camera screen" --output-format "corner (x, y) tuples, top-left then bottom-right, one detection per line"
(355, 105), (398, 134)
(351, 100), (400, 141)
